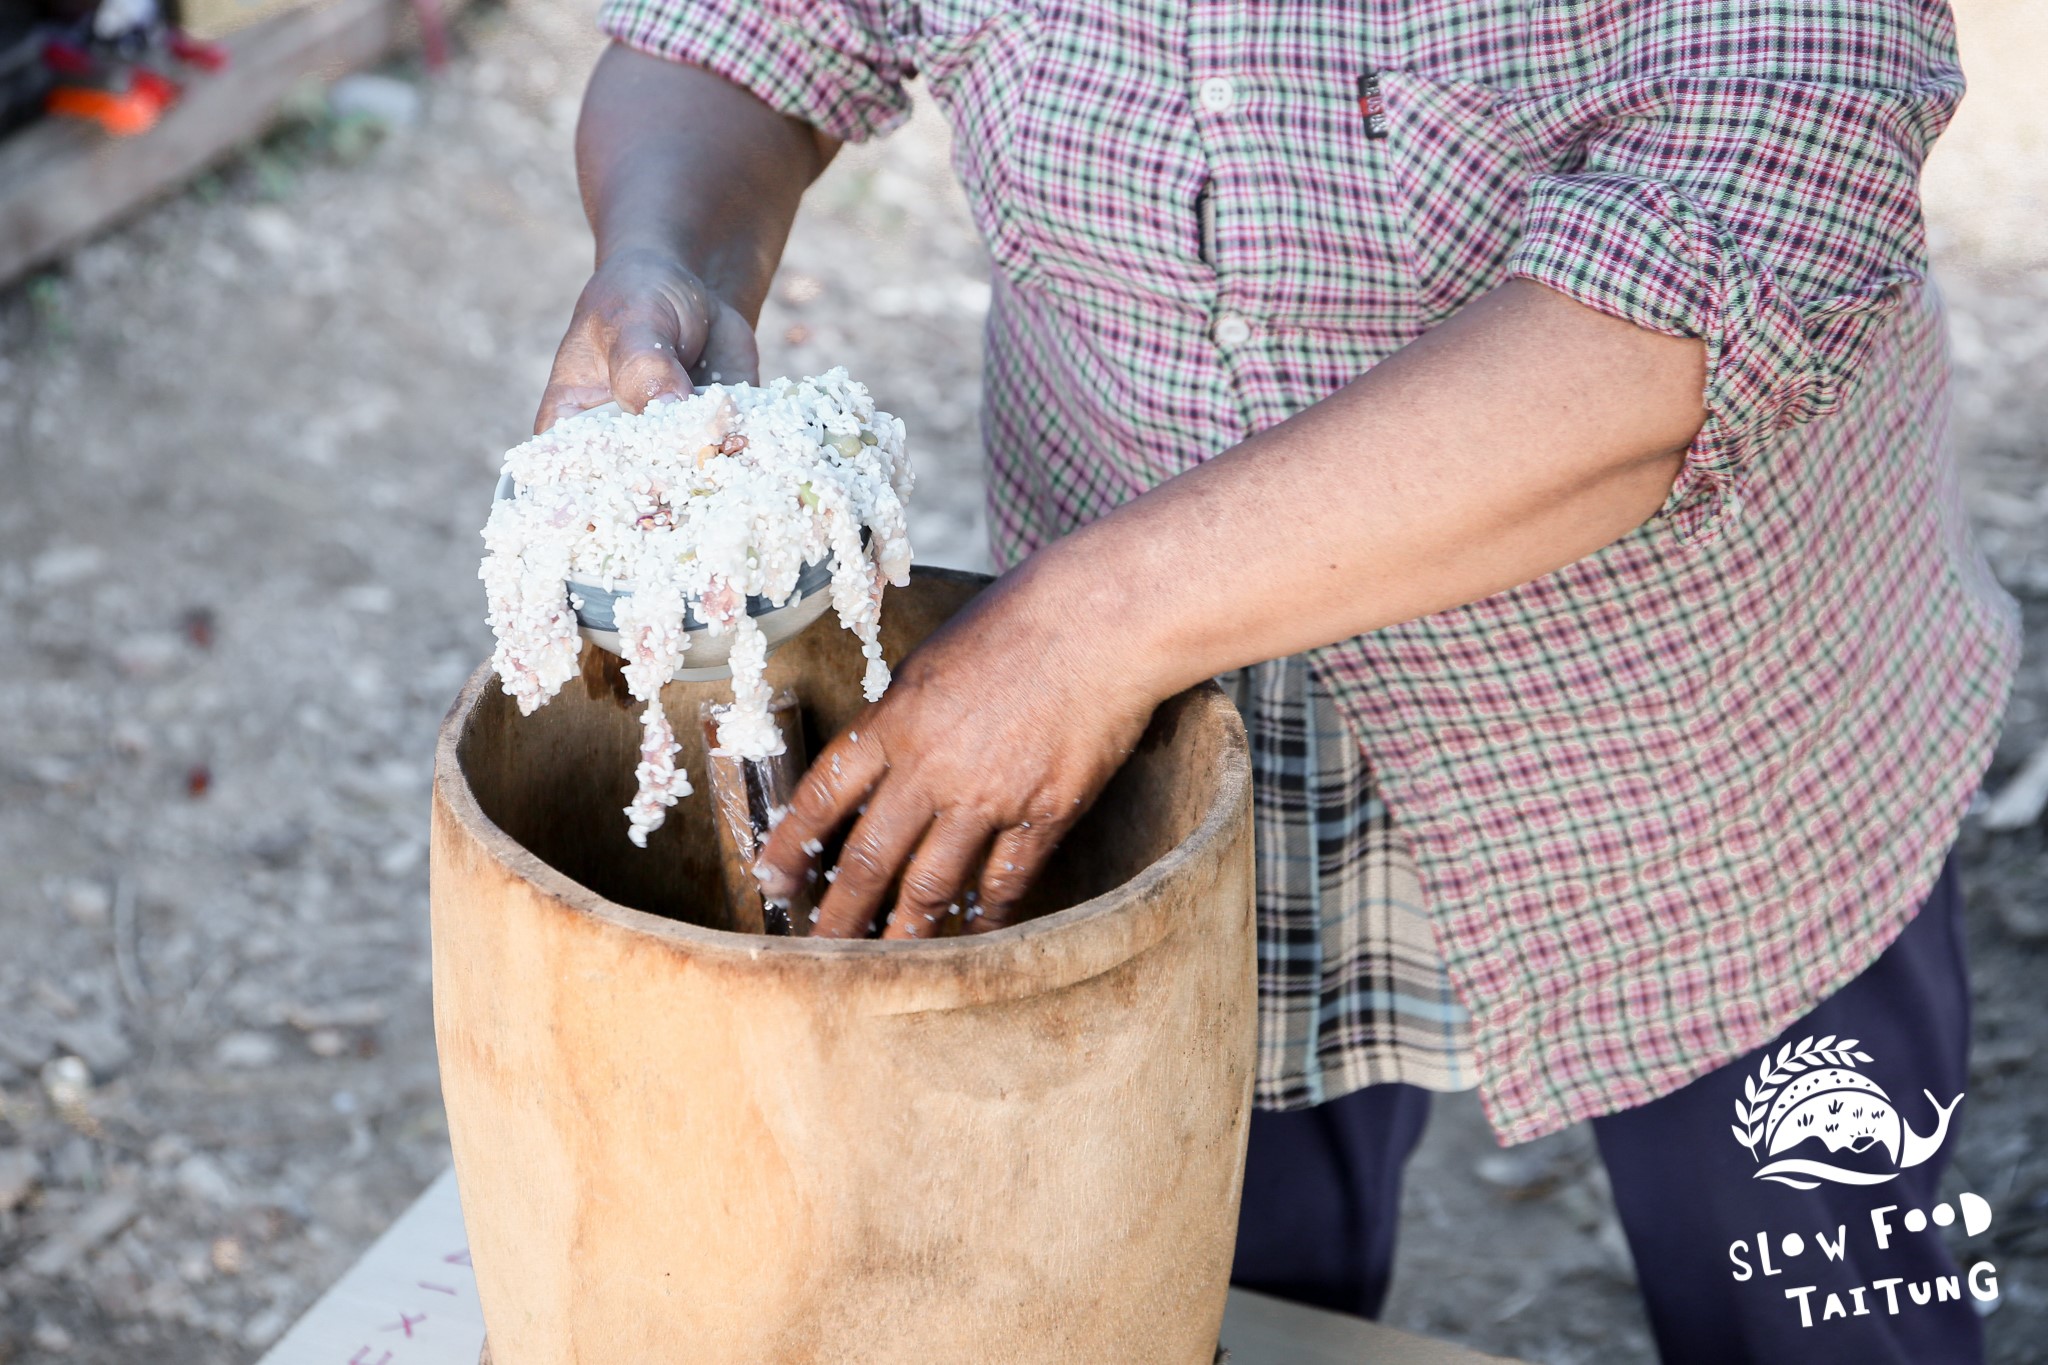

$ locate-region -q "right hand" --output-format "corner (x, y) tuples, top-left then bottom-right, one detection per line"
(535, 245), (762, 433)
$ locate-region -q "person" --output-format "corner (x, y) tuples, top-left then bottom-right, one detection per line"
(536, 2), (2020, 1360)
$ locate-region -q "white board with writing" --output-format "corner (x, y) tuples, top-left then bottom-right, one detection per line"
(255, 1168), (484, 1365)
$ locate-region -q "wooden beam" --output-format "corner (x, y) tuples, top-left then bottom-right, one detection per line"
(0, 0), (412, 287)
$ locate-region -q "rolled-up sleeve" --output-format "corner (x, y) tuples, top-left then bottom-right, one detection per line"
(598, 0), (913, 145)
(1503, 0), (1964, 541)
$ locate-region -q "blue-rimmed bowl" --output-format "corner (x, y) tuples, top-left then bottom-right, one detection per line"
(491, 464), (847, 685)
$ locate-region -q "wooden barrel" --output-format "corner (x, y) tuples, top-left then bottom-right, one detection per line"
(431, 567), (1256, 1365)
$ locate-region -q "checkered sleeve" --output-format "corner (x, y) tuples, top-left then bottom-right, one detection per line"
(598, 0), (913, 145)
(1503, 0), (1964, 541)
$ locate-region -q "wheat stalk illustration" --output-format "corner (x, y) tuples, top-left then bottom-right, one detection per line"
(1730, 1034), (1875, 1161)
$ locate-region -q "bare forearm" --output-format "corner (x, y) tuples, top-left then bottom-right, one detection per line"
(753, 286), (1706, 933)
(1025, 281), (1709, 699)
(540, 46), (840, 425)
(576, 43), (837, 320)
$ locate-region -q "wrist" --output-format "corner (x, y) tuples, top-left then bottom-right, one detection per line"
(1007, 531), (1207, 708)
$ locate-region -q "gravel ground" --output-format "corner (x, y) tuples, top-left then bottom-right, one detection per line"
(0, 2), (2041, 1361)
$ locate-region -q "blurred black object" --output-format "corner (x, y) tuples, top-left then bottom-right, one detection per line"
(1, 0), (226, 140)
(0, 1), (55, 135)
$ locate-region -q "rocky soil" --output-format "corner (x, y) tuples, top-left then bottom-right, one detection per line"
(0, 2), (2041, 1361)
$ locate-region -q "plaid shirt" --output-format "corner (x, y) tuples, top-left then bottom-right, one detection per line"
(598, 0), (2022, 1141)
(1222, 657), (1476, 1102)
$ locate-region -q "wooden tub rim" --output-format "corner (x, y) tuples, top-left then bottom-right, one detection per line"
(432, 653), (1252, 1007)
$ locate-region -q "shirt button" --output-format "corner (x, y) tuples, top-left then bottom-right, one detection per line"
(1212, 312), (1253, 346)
(1197, 76), (1237, 113)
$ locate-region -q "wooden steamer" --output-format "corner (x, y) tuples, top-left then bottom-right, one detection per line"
(431, 569), (1256, 1364)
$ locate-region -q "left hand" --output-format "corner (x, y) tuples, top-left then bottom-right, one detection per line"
(755, 559), (1161, 938)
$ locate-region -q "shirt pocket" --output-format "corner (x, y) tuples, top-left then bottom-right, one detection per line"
(909, 1), (1044, 283)
(1373, 70), (1532, 323)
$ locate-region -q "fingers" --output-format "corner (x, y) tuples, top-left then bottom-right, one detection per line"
(534, 309), (689, 434)
(883, 815), (991, 940)
(535, 258), (737, 432)
(692, 303), (763, 387)
(534, 321), (615, 433)
(811, 785), (932, 939)
(606, 315), (694, 414)
(541, 300), (755, 430)
(969, 821), (1064, 934)
(534, 381), (616, 434)
(757, 727), (886, 901)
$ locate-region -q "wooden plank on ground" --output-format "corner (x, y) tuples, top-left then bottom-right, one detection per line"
(0, 0), (410, 287)
(255, 1166), (1528, 1365)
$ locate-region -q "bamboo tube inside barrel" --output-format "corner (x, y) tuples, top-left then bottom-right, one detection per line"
(700, 691), (811, 935)
(431, 568), (1256, 1364)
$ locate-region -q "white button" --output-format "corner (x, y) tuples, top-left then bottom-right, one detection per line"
(1212, 313), (1253, 346)
(1197, 76), (1237, 113)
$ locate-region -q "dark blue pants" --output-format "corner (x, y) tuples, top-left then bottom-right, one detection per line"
(1231, 853), (1984, 1364)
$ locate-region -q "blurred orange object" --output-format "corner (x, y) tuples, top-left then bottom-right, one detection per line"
(46, 81), (168, 135)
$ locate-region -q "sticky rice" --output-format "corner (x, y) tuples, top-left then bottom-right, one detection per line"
(479, 368), (913, 846)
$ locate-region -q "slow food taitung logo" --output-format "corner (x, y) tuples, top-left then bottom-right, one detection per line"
(1731, 1035), (1962, 1189)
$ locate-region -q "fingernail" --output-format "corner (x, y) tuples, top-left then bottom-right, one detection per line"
(752, 859), (793, 897)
